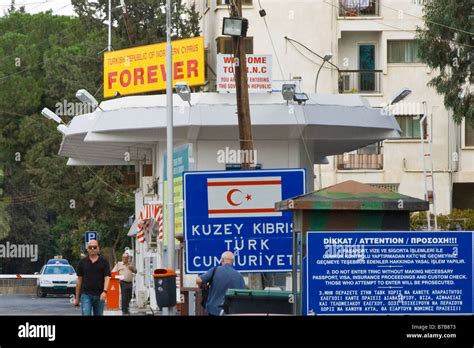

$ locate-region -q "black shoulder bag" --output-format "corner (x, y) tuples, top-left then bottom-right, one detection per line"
(200, 266), (217, 308)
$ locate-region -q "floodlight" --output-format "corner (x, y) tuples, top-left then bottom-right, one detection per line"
(282, 84), (296, 102)
(41, 108), (63, 124)
(175, 82), (192, 105)
(222, 17), (249, 37)
(76, 89), (99, 109)
(293, 92), (309, 104)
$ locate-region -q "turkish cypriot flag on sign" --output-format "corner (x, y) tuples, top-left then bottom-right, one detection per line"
(104, 37), (205, 98)
(207, 177), (283, 218)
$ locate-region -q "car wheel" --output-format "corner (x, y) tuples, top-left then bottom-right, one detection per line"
(37, 286), (46, 298)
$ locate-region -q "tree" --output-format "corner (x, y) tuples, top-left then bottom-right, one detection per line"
(0, 12), (134, 271)
(416, 0), (473, 124)
(71, 0), (200, 47)
(0, 1), (201, 271)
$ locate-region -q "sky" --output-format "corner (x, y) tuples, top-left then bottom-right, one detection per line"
(0, 0), (75, 16)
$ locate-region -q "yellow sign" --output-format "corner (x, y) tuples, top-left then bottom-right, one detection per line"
(163, 177), (183, 246)
(104, 37), (205, 98)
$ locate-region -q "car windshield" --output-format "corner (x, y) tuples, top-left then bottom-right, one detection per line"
(44, 265), (75, 275)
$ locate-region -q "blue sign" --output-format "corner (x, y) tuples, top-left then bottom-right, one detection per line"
(184, 169), (305, 273)
(163, 143), (193, 180)
(304, 231), (473, 315)
(85, 231), (97, 244)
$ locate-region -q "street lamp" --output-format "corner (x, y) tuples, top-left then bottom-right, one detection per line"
(314, 53), (333, 191)
(389, 87), (412, 105)
(315, 53), (333, 93)
(76, 89), (100, 110)
(41, 108), (63, 124)
(382, 87), (412, 116)
(222, 17), (249, 37)
(175, 82), (192, 106)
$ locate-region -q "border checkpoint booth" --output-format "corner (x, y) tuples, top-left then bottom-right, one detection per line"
(276, 180), (429, 315)
(57, 92), (403, 312)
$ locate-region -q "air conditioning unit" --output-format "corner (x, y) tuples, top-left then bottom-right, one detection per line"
(142, 176), (155, 196)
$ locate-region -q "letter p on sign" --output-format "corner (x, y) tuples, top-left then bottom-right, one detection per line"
(85, 231), (97, 244)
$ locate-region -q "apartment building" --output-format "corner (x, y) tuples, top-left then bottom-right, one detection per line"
(187, 0), (474, 215)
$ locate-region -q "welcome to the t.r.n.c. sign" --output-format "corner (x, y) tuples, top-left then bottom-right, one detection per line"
(103, 36), (205, 98)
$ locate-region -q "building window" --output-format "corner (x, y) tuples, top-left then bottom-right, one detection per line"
(216, 36), (253, 54)
(339, 0), (379, 17)
(395, 115), (427, 139)
(465, 122), (474, 147)
(217, 0), (253, 5)
(388, 40), (422, 63)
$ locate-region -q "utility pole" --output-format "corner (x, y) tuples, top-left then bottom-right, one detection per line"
(165, 0), (176, 315)
(230, 0), (254, 170)
(107, 0), (112, 51)
(229, 0), (262, 290)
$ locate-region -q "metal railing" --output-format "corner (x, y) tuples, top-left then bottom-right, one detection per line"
(339, 0), (380, 17)
(336, 154), (384, 170)
(338, 70), (383, 94)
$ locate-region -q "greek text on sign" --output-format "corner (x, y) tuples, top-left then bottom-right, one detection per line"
(304, 231), (473, 315)
(217, 54), (272, 93)
(104, 37), (205, 98)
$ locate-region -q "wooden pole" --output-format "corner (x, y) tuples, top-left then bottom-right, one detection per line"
(230, 0), (262, 290)
(230, 0), (254, 170)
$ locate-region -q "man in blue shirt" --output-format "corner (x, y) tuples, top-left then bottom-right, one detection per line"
(196, 251), (245, 316)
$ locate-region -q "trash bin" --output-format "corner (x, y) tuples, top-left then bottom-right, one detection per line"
(223, 289), (293, 315)
(106, 271), (120, 310)
(152, 269), (177, 308)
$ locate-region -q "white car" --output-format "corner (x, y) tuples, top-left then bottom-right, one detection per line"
(36, 259), (77, 297)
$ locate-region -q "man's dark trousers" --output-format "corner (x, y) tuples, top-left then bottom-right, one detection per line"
(120, 281), (133, 314)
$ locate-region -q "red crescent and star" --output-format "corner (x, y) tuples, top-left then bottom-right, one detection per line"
(226, 189), (252, 206)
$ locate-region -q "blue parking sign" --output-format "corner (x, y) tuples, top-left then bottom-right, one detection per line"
(85, 231), (97, 244)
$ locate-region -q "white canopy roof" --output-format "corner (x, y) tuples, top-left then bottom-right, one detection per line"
(58, 92), (400, 166)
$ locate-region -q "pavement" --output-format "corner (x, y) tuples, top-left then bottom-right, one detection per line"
(0, 294), (151, 316)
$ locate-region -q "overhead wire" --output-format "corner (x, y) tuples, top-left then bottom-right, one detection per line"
(285, 36), (339, 71)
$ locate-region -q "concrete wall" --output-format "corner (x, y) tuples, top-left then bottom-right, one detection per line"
(0, 278), (36, 295)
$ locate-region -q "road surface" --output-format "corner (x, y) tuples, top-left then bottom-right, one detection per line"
(0, 294), (80, 315)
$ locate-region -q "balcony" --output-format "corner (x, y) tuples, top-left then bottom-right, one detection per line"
(339, 0), (379, 17)
(338, 70), (383, 94)
(336, 154), (384, 170)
